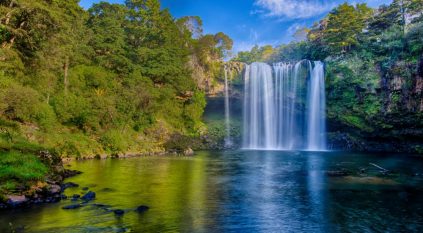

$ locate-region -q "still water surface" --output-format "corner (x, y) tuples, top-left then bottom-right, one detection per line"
(1, 150), (423, 232)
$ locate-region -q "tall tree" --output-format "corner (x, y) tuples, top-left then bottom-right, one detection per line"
(323, 3), (372, 53)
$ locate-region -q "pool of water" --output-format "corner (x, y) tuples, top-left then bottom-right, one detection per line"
(1, 150), (423, 232)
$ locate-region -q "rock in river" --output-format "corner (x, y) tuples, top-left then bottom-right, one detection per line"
(49, 184), (61, 194)
(62, 204), (82, 210)
(136, 205), (150, 213)
(114, 209), (125, 216)
(61, 182), (79, 190)
(6, 195), (28, 207)
(81, 191), (96, 201)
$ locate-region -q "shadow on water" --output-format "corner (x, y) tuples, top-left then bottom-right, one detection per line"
(1, 150), (423, 232)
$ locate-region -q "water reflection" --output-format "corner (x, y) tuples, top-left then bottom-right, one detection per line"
(0, 151), (423, 232)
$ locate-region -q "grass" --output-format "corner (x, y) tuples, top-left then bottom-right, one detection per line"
(0, 151), (48, 183)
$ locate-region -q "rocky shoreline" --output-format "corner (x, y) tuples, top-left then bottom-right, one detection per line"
(0, 169), (81, 210)
(0, 149), (195, 210)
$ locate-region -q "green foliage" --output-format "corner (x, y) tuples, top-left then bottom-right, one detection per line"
(0, 151), (48, 182)
(323, 3), (373, 53)
(164, 133), (195, 152)
(100, 130), (128, 154)
(0, 0), (226, 164)
(341, 115), (374, 132)
(234, 45), (275, 63)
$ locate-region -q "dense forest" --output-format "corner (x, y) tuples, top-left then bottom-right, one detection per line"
(0, 0), (232, 195)
(233, 0), (423, 153)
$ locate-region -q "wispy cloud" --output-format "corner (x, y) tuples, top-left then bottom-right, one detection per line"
(253, 0), (336, 20)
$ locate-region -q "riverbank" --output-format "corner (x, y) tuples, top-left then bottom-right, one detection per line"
(0, 149), (82, 209)
(0, 145), (197, 209)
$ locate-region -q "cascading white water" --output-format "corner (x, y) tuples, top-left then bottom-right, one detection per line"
(242, 63), (276, 149)
(224, 67), (232, 147)
(307, 61), (326, 150)
(242, 60), (327, 151)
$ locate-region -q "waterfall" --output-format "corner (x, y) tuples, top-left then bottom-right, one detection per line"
(242, 63), (276, 149)
(242, 60), (327, 151)
(307, 61), (326, 150)
(224, 66), (232, 147)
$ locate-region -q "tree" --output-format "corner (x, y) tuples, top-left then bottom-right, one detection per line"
(323, 3), (372, 53)
(87, 2), (131, 73)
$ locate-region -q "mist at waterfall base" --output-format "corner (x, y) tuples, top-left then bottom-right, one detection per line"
(242, 60), (327, 151)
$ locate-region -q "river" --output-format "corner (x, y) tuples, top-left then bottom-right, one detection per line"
(1, 150), (423, 232)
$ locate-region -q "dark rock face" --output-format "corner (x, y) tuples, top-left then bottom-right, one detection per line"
(325, 59), (423, 154)
(136, 205), (150, 213)
(62, 204), (82, 210)
(81, 191), (96, 201)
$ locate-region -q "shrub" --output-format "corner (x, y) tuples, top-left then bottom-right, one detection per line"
(1, 84), (41, 122)
(100, 130), (128, 154)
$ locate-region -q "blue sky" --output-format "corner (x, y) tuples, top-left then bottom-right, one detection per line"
(79, 0), (392, 53)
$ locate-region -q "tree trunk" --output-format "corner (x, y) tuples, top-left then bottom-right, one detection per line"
(64, 56), (69, 94)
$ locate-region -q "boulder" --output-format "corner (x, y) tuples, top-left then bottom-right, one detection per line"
(6, 195), (27, 207)
(49, 184), (61, 194)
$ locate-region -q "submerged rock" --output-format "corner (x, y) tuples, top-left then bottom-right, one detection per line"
(136, 205), (150, 213)
(92, 203), (111, 208)
(114, 209), (125, 216)
(100, 188), (115, 192)
(63, 170), (82, 178)
(61, 182), (79, 190)
(82, 187), (89, 191)
(62, 204), (82, 210)
(81, 191), (96, 201)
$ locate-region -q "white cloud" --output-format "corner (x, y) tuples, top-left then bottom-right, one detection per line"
(254, 0), (336, 19)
